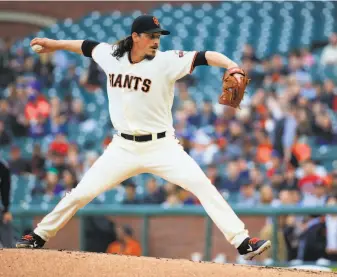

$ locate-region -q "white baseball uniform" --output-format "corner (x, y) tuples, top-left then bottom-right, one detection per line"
(34, 43), (249, 248)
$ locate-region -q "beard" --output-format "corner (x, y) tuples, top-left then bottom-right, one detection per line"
(144, 54), (155, 61)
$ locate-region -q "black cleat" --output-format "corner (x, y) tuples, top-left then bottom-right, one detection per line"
(16, 232), (46, 249)
(237, 237), (271, 260)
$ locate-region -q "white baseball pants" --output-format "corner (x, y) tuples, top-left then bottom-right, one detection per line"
(34, 134), (249, 248)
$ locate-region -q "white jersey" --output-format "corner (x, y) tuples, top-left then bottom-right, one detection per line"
(92, 43), (197, 135)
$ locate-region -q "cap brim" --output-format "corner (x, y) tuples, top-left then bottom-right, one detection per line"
(144, 28), (170, 35)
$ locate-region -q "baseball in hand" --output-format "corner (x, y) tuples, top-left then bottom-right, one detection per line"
(31, 44), (44, 53)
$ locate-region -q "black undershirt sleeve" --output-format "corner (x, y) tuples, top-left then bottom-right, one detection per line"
(193, 51), (209, 67)
(81, 40), (100, 58)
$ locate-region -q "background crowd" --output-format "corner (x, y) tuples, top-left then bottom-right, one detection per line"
(1, 28), (337, 263)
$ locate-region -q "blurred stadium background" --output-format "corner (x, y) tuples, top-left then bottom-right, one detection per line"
(1, 0), (337, 271)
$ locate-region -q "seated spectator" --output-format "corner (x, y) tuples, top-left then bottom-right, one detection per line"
(24, 93), (50, 123)
(236, 181), (259, 207)
(122, 182), (140, 205)
(31, 144), (45, 179)
(297, 159), (325, 193)
(106, 225), (141, 256)
(33, 53), (55, 88)
(212, 137), (242, 164)
(278, 168), (298, 191)
(301, 180), (328, 207)
(254, 129), (273, 164)
(69, 98), (88, 124)
(266, 151), (285, 190)
(29, 114), (48, 138)
(59, 64), (80, 91)
(49, 132), (69, 157)
(249, 166), (267, 189)
(161, 192), (183, 208)
(199, 99), (217, 127)
(319, 79), (337, 110)
(32, 168), (62, 197)
(59, 169), (77, 196)
(312, 112), (336, 145)
(0, 120), (11, 145)
(205, 164), (223, 190)
(47, 114), (68, 136)
(183, 100), (200, 128)
(8, 145), (31, 175)
(80, 59), (104, 91)
(142, 178), (165, 204)
(320, 32), (337, 66)
(189, 130), (217, 167)
(221, 160), (247, 193)
(181, 190), (200, 205)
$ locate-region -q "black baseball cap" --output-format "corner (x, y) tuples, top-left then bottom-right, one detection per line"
(131, 15), (170, 35)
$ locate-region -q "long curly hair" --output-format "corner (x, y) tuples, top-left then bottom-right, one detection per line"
(112, 36), (133, 60)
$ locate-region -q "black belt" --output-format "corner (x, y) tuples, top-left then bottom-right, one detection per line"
(121, 131), (166, 142)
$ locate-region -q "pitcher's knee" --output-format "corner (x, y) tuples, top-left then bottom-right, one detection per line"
(64, 188), (93, 208)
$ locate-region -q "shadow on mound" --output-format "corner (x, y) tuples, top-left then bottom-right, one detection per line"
(0, 249), (335, 277)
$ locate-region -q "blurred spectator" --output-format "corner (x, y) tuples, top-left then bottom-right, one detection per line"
(33, 53), (55, 88)
(161, 192), (182, 208)
(49, 133), (69, 157)
(31, 144), (45, 179)
(122, 182), (140, 204)
(142, 178), (165, 204)
(301, 180), (328, 207)
(320, 32), (337, 66)
(59, 64), (80, 92)
(312, 110), (336, 145)
(249, 167), (267, 188)
(8, 146), (31, 175)
(47, 114), (68, 136)
(59, 169), (77, 195)
(325, 194), (337, 261)
(279, 168), (298, 191)
(221, 160), (247, 193)
(205, 164), (223, 190)
(80, 59), (104, 91)
(0, 120), (11, 145)
(0, 38), (15, 88)
(319, 79), (337, 110)
(296, 215), (326, 262)
(68, 98), (88, 124)
(199, 100), (217, 127)
(271, 104), (298, 168)
(297, 160), (325, 193)
(24, 93), (50, 123)
(237, 182), (260, 207)
(106, 225), (141, 256)
(32, 168), (61, 197)
(266, 151), (285, 190)
(189, 130), (217, 167)
(300, 47), (315, 68)
(295, 108), (313, 137)
(242, 44), (260, 63)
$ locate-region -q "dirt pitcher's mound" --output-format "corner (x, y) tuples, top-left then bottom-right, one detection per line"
(0, 249), (335, 277)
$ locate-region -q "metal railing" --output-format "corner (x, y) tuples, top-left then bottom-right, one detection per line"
(11, 205), (337, 266)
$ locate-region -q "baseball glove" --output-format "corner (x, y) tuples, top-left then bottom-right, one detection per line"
(219, 67), (250, 108)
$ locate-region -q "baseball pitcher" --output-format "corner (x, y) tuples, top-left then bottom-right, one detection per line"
(16, 15), (271, 260)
